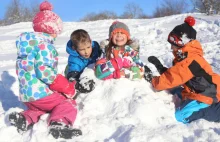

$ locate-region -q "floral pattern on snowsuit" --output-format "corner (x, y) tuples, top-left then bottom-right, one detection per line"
(95, 44), (144, 80)
(16, 32), (58, 102)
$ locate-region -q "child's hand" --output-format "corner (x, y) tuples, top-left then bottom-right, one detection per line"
(67, 71), (80, 82)
(113, 57), (133, 69)
(148, 56), (167, 74)
(122, 57), (133, 68)
(75, 77), (95, 93)
(49, 74), (76, 95)
(144, 65), (153, 83)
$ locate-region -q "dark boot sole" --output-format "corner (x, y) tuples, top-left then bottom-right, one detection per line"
(49, 127), (82, 139)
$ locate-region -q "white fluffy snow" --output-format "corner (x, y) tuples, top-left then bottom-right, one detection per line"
(0, 13), (220, 142)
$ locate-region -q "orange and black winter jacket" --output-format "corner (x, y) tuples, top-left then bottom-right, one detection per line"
(152, 40), (220, 105)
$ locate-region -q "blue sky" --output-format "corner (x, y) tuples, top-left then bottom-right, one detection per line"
(0, 0), (191, 21)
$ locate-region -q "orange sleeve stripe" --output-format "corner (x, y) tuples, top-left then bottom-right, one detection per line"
(152, 60), (194, 90)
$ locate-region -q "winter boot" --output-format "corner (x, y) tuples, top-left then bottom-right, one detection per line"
(9, 112), (33, 133)
(49, 121), (82, 139)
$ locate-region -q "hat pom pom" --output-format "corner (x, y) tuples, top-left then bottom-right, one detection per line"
(112, 21), (119, 25)
(40, 1), (53, 11)
(184, 16), (195, 26)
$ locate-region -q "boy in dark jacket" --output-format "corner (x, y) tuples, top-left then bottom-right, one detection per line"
(144, 16), (220, 124)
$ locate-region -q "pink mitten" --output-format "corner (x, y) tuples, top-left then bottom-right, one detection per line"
(113, 57), (133, 69)
(122, 57), (133, 68)
(110, 57), (133, 79)
(112, 57), (123, 70)
(49, 74), (76, 98)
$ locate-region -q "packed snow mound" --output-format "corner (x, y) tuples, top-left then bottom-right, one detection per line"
(214, 19), (220, 26)
(0, 13), (220, 142)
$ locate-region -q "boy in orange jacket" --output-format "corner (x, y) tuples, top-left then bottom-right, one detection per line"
(144, 16), (220, 123)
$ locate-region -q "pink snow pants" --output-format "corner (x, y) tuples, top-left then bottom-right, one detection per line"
(21, 92), (77, 126)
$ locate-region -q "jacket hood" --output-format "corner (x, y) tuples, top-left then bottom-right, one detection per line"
(66, 40), (97, 60)
(173, 40), (203, 61)
(182, 40), (203, 57)
(66, 40), (80, 57)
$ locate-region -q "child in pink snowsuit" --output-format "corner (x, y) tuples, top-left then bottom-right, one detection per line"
(9, 1), (82, 139)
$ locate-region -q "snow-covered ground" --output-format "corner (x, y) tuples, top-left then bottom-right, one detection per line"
(0, 13), (220, 142)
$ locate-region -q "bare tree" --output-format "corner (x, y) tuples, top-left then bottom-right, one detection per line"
(139, 14), (150, 19)
(3, 0), (39, 25)
(191, 0), (220, 15)
(153, 0), (188, 18)
(4, 0), (21, 24)
(80, 11), (118, 21)
(121, 2), (144, 19)
(215, 1), (220, 14)
(30, 0), (40, 14)
(0, 20), (5, 26)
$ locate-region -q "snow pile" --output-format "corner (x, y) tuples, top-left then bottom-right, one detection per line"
(0, 13), (220, 142)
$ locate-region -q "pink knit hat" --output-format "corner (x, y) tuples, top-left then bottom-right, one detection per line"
(33, 1), (63, 34)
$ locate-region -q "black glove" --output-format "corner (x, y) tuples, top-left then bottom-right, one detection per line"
(148, 56), (167, 75)
(144, 65), (153, 83)
(75, 77), (95, 94)
(67, 71), (81, 82)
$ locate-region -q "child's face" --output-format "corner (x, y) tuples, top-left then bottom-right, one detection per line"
(76, 41), (92, 59)
(112, 32), (128, 47)
(171, 44), (179, 52)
